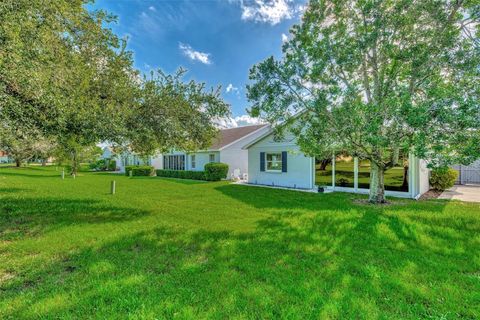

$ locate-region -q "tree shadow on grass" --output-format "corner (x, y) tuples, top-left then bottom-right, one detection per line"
(0, 188), (30, 193)
(0, 197), (149, 241)
(0, 170), (62, 179)
(2, 189), (477, 319)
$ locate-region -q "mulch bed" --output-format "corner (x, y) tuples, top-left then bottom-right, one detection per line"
(419, 189), (443, 200)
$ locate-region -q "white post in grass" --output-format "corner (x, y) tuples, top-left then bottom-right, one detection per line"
(129, 170), (133, 178)
(61, 169), (65, 180)
(111, 180), (116, 195)
(73, 174), (76, 179)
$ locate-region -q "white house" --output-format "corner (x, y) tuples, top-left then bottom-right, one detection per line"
(101, 147), (151, 173)
(153, 124), (269, 178)
(243, 127), (431, 199)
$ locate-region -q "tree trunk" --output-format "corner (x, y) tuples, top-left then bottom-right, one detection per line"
(15, 159), (21, 167)
(71, 151), (78, 175)
(402, 165), (409, 189)
(369, 161), (386, 203)
(319, 159), (331, 171)
(41, 159), (47, 166)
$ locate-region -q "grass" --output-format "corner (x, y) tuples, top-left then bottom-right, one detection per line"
(0, 166), (479, 319)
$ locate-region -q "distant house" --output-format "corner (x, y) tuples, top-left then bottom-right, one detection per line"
(0, 151), (12, 164)
(152, 124), (269, 179)
(101, 147), (151, 172)
(243, 126), (431, 199)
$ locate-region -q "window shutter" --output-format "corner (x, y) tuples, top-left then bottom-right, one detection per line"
(260, 152), (265, 171)
(282, 151), (287, 172)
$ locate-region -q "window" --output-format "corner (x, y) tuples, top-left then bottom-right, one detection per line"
(209, 154), (215, 163)
(163, 155), (185, 170)
(191, 155), (196, 169)
(266, 153), (282, 172)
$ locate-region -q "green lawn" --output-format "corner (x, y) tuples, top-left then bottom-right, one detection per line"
(0, 166), (479, 319)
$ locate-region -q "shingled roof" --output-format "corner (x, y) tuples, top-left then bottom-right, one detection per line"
(209, 124), (268, 150)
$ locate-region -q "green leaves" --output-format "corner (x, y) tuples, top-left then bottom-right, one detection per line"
(248, 0), (480, 169)
(126, 69), (230, 156)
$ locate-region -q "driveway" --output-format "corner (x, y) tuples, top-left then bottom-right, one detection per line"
(439, 185), (480, 203)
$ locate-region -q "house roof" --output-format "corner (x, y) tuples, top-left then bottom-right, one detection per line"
(210, 124), (268, 150)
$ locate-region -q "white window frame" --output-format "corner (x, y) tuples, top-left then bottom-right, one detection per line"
(265, 152), (282, 172)
(209, 154), (215, 163)
(191, 155), (196, 169)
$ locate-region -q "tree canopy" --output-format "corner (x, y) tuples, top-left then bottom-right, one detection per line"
(248, 0), (480, 203)
(0, 0), (230, 173)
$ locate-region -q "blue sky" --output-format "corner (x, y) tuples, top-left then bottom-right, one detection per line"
(90, 0), (306, 127)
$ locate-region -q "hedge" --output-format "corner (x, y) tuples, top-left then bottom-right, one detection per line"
(156, 169), (206, 181)
(430, 168), (458, 191)
(125, 165), (155, 177)
(204, 162), (229, 181)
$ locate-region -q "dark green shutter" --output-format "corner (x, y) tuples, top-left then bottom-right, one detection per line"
(282, 151), (287, 172)
(260, 152), (265, 171)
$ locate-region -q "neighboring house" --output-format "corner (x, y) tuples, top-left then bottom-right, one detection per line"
(153, 124), (269, 179)
(101, 147), (151, 172)
(0, 151), (12, 163)
(452, 160), (480, 185)
(243, 126), (431, 199)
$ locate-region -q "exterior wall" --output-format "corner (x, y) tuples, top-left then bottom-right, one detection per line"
(153, 151), (220, 171)
(186, 151), (220, 171)
(220, 125), (270, 178)
(101, 147), (113, 159)
(418, 159), (430, 196)
(115, 153), (151, 173)
(247, 132), (315, 190)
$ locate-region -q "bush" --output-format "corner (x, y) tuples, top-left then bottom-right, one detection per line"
(89, 159), (117, 171)
(204, 162), (229, 181)
(336, 178), (350, 187)
(108, 160), (116, 171)
(156, 169), (206, 180)
(125, 165), (155, 177)
(430, 168), (458, 191)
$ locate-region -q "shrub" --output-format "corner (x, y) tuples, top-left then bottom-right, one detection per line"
(125, 165), (155, 177)
(204, 162), (229, 181)
(336, 178), (350, 187)
(90, 159), (117, 171)
(430, 168), (458, 191)
(156, 169), (206, 180)
(108, 160), (116, 171)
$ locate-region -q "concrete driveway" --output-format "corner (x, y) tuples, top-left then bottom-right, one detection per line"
(439, 185), (480, 203)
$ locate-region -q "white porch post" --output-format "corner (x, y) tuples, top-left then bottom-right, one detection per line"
(332, 153), (336, 189)
(409, 153), (416, 198)
(354, 157), (359, 192)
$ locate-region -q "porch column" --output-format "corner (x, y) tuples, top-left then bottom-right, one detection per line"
(409, 153), (416, 198)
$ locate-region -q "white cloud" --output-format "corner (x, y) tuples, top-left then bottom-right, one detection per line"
(179, 43), (212, 65)
(281, 33), (288, 42)
(226, 83), (239, 93)
(233, 0), (301, 25)
(148, 6), (156, 12)
(216, 115), (265, 128)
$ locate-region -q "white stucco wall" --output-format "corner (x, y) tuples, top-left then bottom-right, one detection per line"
(247, 132), (315, 190)
(187, 151), (220, 171)
(220, 125), (270, 178)
(418, 159), (430, 196)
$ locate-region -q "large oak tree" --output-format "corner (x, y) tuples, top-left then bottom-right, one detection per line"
(248, 0), (480, 203)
